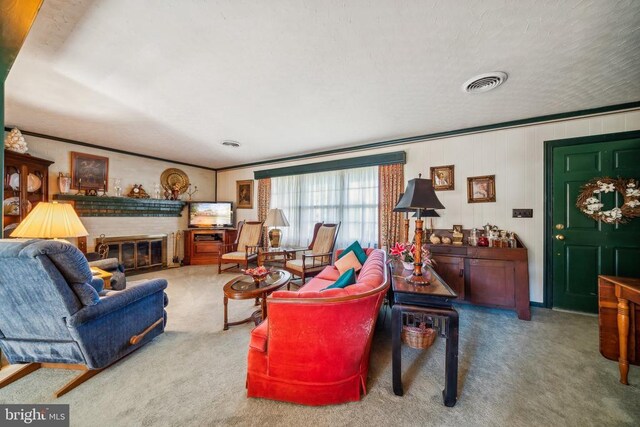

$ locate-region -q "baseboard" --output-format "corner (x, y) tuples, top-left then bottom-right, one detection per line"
(529, 301), (545, 308)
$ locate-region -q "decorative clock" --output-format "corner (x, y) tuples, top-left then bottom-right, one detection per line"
(128, 184), (150, 199)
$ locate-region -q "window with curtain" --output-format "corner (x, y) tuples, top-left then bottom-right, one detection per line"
(270, 166), (379, 249)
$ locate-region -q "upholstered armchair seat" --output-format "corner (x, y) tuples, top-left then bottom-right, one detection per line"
(0, 239), (168, 397)
(85, 256), (127, 290)
(284, 222), (340, 283)
(284, 257), (328, 273)
(221, 251), (251, 261)
(218, 221), (264, 273)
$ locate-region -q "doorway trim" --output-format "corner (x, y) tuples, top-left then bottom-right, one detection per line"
(543, 129), (640, 308)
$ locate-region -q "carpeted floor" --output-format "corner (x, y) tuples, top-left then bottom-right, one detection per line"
(1, 265), (639, 426)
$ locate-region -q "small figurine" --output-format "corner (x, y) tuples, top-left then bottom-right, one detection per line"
(442, 236), (452, 244)
(429, 234), (441, 245)
(452, 228), (464, 246)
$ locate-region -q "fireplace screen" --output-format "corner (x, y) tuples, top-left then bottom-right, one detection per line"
(100, 235), (167, 273)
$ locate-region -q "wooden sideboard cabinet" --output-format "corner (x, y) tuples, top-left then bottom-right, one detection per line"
(183, 228), (237, 265)
(428, 230), (531, 320)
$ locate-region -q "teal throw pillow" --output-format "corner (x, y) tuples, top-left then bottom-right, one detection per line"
(325, 268), (356, 290)
(338, 240), (367, 265)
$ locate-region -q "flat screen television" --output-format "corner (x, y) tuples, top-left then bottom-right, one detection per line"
(188, 201), (234, 228)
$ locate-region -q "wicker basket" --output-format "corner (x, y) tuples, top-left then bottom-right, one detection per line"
(401, 323), (437, 349)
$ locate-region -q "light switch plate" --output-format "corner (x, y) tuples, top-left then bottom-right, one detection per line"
(513, 209), (533, 218)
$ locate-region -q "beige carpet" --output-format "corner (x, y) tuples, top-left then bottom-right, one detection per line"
(1, 265), (639, 426)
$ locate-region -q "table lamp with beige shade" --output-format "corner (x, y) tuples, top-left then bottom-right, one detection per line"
(10, 202), (88, 240)
(264, 208), (289, 248)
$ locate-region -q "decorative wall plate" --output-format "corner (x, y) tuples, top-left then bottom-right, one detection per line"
(9, 173), (42, 193)
(160, 168), (190, 194)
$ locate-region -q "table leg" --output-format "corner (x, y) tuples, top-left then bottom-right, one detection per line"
(262, 295), (268, 319)
(392, 304), (404, 396)
(223, 296), (229, 331)
(617, 297), (630, 385)
(443, 310), (459, 407)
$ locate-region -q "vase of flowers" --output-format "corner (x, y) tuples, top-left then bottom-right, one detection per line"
(242, 266), (271, 284)
(389, 242), (436, 271)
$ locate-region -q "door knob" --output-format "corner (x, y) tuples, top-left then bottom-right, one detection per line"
(555, 224), (565, 230)
(555, 234), (565, 240)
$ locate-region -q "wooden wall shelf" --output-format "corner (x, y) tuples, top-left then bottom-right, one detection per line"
(53, 194), (186, 217)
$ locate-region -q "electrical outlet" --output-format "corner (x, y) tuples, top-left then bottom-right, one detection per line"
(512, 209), (533, 218)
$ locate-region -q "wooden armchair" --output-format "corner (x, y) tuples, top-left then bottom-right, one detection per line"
(284, 222), (341, 284)
(218, 221), (264, 273)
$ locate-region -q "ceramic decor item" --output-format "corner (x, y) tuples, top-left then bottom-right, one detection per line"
(4, 128), (28, 153)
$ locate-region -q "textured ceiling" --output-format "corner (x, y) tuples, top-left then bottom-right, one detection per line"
(5, 0), (640, 168)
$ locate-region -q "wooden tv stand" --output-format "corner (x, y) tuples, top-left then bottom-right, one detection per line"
(183, 228), (238, 265)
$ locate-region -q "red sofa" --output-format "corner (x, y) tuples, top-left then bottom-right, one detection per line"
(246, 248), (389, 405)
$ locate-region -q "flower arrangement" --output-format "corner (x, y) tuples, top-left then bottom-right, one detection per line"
(389, 242), (436, 269)
(242, 265), (271, 282)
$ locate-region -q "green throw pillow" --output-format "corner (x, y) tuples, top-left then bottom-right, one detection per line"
(338, 240), (367, 265)
(325, 268), (356, 289)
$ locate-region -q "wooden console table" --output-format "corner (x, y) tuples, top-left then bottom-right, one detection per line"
(390, 263), (459, 407)
(598, 275), (640, 385)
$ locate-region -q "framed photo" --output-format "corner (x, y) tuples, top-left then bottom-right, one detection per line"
(236, 180), (254, 209)
(453, 225), (463, 233)
(467, 175), (496, 203)
(430, 165), (454, 191)
(71, 152), (109, 190)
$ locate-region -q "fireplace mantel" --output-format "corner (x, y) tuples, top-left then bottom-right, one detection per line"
(53, 194), (186, 217)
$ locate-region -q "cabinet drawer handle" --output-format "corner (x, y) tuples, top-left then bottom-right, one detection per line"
(459, 268), (464, 277)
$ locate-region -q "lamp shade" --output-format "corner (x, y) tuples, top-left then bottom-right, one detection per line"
(412, 209), (440, 218)
(10, 202), (88, 238)
(394, 177), (445, 210)
(264, 208), (290, 227)
(392, 193), (414, 213)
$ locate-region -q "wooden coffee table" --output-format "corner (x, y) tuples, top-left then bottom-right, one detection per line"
(223, 270), (291, 330)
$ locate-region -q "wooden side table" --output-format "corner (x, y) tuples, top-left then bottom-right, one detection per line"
(599, 275), (640, 385)
(90, 267), (113, 290)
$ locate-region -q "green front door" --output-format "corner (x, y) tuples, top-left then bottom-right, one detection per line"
(551, 134), (640, 312)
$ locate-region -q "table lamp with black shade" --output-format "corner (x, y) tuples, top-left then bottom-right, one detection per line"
(392, 193), (413, 243)
(395, 174), (445, 285)
(412, 209), (440, 238)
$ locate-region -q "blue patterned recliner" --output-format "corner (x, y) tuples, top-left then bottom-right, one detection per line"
(0, 239), (168, 397)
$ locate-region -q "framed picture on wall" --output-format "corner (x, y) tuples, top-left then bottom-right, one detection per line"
(236, 180), (254, 209)
(467, 175), (496, 203)
(430, 165), (454, 191)
(71, 152), (109, 190)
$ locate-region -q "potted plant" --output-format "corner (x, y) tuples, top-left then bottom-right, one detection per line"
(389, 243), (436, 271)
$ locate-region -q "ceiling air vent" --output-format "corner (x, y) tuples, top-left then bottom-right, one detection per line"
(221, 140), (241, 148)
(462, 72), (508, 93)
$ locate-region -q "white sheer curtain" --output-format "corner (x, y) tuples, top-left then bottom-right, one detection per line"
(270, 166), (378, 249)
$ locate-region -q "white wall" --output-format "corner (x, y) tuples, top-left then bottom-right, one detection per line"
(21, 135), (216, 262)
(216, 109), (640, 303)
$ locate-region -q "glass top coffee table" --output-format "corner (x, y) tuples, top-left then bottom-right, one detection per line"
(222, 270), (291, 330)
